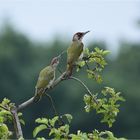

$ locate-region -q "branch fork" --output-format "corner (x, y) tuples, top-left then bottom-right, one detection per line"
(12, 61), (98, 139)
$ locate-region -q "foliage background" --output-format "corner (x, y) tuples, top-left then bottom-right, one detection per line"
(0, 23), (140, 139)
(0, 1), (140, 139)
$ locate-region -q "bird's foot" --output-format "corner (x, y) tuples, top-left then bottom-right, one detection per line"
(63, 72), (71, 80)
(47, 84), (53, 89)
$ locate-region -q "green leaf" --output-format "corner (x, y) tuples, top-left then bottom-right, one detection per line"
(71, 135), (83, 140)
(0, 110), (11, 116)
(84, 94), (91, 104)
(96, 74), (103, 83)
(49, 116), (59, 127)
(0, 117), (4, 123)
(35, 118), (48, 125)
(18, 112), (23, 117)
(0, 123), (8, 132)
(33, 124), (47, 138)
(76, 61), (85, 72)
(0, 123), (12, 139)
(103, 50), (110, 55)
(87, 69), (95, 79)
(49, 128), (55, 136)
(37, 137), (46, 140)
(2, 98), (10, 105)
(18, 136), (24, 140)
(64, 114), (73, 123)
(83, 48), (90, 55)
(94, 47), (101, 53)
(19, 119), (25, 125)
(59, 124), (70, 135)
(49, 128), (61, 138)
(78, 61), (85, 67)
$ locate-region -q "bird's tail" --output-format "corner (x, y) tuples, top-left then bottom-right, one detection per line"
(33, 88), (44, 102)
(66, 63), (73, 77)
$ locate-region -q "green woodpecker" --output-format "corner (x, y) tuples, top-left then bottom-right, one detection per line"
(34, 56), (60, 102)
(66, 31), (90, 76)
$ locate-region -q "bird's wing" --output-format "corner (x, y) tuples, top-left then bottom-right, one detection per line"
(67, 42), (84, 63)
(36, 66), (54, 89)
(78, 42), (84, 57)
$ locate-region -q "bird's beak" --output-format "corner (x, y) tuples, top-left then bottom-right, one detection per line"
(83, 30), (90, 35)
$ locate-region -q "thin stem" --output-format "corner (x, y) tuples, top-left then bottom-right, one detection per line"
(45, 93), (65, 126)
(45, 93), (58, 116)
(69, 76), (98, 104)
(0, 105), (9, 111)
(85, 61), (90, 70)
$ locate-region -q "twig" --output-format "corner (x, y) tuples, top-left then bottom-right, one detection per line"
(11, 107), (23, 139)
(69, 76), (98, 104)
(45, 93), (58, 116)
(0, 105), (9, 111)
(85, 61), (90, 70)
(45, 93), (65, 126)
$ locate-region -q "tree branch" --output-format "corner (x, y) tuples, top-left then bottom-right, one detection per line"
(11, 107), (23, 139)
(69, 76), (98, 104)
(17, 72), (66, 111)
(17, 97), (34, 111)
(14, 71), (99, 138)
(0, 104), (23, 138)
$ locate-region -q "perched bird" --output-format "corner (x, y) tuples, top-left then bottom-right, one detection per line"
(66, 31), (90, 76)
(34, 56), (60, 102)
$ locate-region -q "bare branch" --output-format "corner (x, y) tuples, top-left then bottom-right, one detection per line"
(11, 107), (23, 139)
(17, 97), (34, 111)
(17, 72), (66, 111)
(69, 76), (98, 104)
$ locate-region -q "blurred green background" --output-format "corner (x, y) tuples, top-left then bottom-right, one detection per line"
(0, 1), (140, 139)
(0, 23), (140, 139)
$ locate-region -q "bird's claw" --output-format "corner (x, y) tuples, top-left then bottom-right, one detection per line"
(47, 84), (53, 89)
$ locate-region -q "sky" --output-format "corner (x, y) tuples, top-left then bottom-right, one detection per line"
(0, 0), (140, 51)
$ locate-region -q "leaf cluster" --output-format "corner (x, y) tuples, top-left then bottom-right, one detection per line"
(84, 87), (125, 127)
(33, 114), (72, 139)
(77, 47), (110, 83)
(0, 98), (25, 139)
(33, 114), (126, 140)
(0, 98), (13, 139)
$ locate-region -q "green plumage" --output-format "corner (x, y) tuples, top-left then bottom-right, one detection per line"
(36, 66), (54, 89)
(67, 41), (84, 74)
(34, 65), (55, 102)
